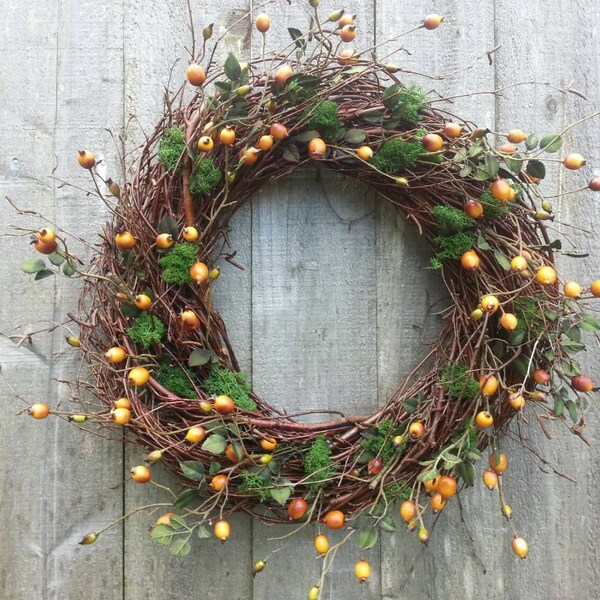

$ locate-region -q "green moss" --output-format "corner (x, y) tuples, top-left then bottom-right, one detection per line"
(158, 126), (186, 172)
(303, 100), (341, 142)
(238, 472), (271, 502)
(372, 139), (423, 173)
(203, 365), (256, 411)
(513, 296), (546, 338)
(159, 243), (197, 285)
(126, 313), (166, 350)
(303, 435), (336, 486)
(360, 420), (397, 463)
(155, 364), (199, 399)
(439, 363), (480, 400)
(431, 231), (476, 269)
(433, 205), (476, 234)
(395, 86), (429, 122)
(384, 480), (411, 504)
(480, 190), (509, 218)
(189, 158), (221, 197)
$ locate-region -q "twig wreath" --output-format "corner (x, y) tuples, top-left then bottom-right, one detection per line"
(9, 3), (600, 593)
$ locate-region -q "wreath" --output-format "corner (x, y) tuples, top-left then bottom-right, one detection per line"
(11, 5), (600, 592)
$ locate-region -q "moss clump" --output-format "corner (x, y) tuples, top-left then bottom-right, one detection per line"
(303, 100), (341, 142)
(360, 420), (397, 463)
(513, 296), (546, 338)
(158, 126), (186, 172)
(159, 243), (197, 285)
(439, 363), (480, 400)
(384, 480), (411, 504)
(155, 364), (199, 399)
(395, 86), (429, 122)
(431, 231), (476, 269)
(372, 139), (423, 173)
(238, 472), (271, 502)
(480, 190), (509, 218)
(126, 313), (166, 350)
(433, 205), (476, 234)
(189, 158), (221, 196)
(303, 435), (336, 486)
(203, 365), (256, 411)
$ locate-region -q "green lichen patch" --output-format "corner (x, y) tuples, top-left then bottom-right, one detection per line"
(202, 365), (256, 411)
(155, 364), (199, 399)
(158, 126), (186, 172)
(303, 100), (341, 142)
(480, 190), (509, 218)
(395, 86), (429, 122)
(360, 420), (396, 463)
(238, 472), (271, 502)
(433, 205), (476, 235)
(303, 435), (336, 487)
(159, 243), (197, 285)
(372, 139), (423, 173)
(189, 158), (221, 196)
(126, 313), (166, 350)
(439, 363), (480, 400)
(431, 231), (476, 269)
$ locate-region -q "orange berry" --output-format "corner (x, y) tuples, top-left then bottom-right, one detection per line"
(257, 135), (274, 151)
(429, 492), (446, 512)
(225, 443), (240, 463)
(367, 456), (383, 475)
(418, 528), (430, 543)
(475, 410), (494, 429)
(571, 375), (593, 393)
(255, 13), (271, 33)
(33, 238), (58, 254)
(181, 309), (201, 330)
(437, 475), (457, 499)
(460, 250), (480, 270)
(270, 123), (288, 140)
(131, 465), (151, 483)
(338, 14), (355, 27)
(323, 510), (345, 529)
(113, 407), (132, 425)
(197, 136), (214, 153)
(422, 133), (444, 152)
(423, 14), (444, 29)
(260, 437), (277, 452)
(400, 500), (417, 522)
(29, 403), (50, 419)
(482, 470), (499, 490)
(489, 452), (508, 474)
(240, 147), (260, 165)
(287, 498), (308, 520)
(563, 153), (586, 170)
(115, 231), (135, 249)
(105, 346), (127, 364)
(219, 126), (236, 146)
(408, 421), (425, 439)
(356, 146), (373, 161)
(211, 474), (228, 492)
(338, 49), (358, 65)
(155, 512), (174, 526)
(479, 374), (499, 396)
(589, 178), (600, 191)
(424, 476), (439, 494)
(37, 228), (56, 244)
(480, 294), (500, 313)
(155, 233), (173, 249)
(77, 150), (96, 169)
(214, 519), (231, 541)
(499, 143), (518, 154)
(463, 200), (484, 219)
(182, 226), (199, 242)
(510, 255), (528, 272)
(354, 559), (371, 583)
(512, 536), (528, 559)
(114, 397), (132, 410)
(535, 266), (557, 286)
(134, 294), (152, 310)
(490, 179), (512, 202)
(185, 426), (206, 444)
(128, 366), (150, 387)
(444, 122), (463, 138)
(214, 395), (236, 415)
(275, 64), (293, 84)
(190, 261), (209, 284)
(508, 391), (525, 410)
(340, 24), (357, 42)
(308, 137), (326, 159)
(591, 280), (600, 297)
(563, 281), (582, 298)
(314, 534), (330, 555)
(186, 64), (206, 86)
(500, 313), (518, 331)
(507, 129), (526, 143)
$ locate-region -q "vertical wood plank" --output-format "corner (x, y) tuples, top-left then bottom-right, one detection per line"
(375, 1), (498, 598)
(0, 1), (126, 598)
(122, 3), (254, 599)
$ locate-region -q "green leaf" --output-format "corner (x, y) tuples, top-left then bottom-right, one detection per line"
(382, 84), (401, 109)
(168, 515), (188, 531)
(485, 154), (500, 178)
(224, 53), (241, 81)
(356, 449), (375, 464)
(209, 461), (221, 476)
(526, 159), (546, 180)
(508, 329), (527, 347)
(282, 144), (300, 163)
(418, 468), (439, 482)
(197, 525), (212, 539)
(379, 516), (397, 532)
(503, 156), (523, 173)
(34, 269), (55, 280)
(525, 134), (539, 150)
(170, 539), (192, 557)
(188, 349), (212, 367)
(544, 309), (559, 322)
(456, 461), (475, 487)
(295, 130), (320, 142)
(173, 489), (198, 509)
(362, 110), (383, 124)
(288, 27), (306, 50)
(459, 165), (473, 178)
(358, 527), (378, 550)
(473, 167), (491, 181)
(539, 134), (563, 153)
(493, 250), (511, 271)
(554, 396), (565, 417)
(477, 232), (491, 250)
(214, 81), (232, 96)
(270, 484), (292, 506)
(62, 262), (76, 276)
(151, 524), (174, 545)
(21, 258), (46, 274)
(158, 215), (179, 237)
(579, 313), (600, 332)
(180, 461), (205, 481)
(562, 339), (586, 354)
(566, 399), (578, 423)
(201, 434), (227, 455)
(48, 252), (65, 266)
(403, 397), (420, 413)
(345, 129), (367, 144)
(120, 302), (141, 318)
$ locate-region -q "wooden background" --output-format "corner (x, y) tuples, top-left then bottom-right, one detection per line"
(1, 1), (599, 598)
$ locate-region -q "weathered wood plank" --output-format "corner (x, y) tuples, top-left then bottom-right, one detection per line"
(121, 3), (255, 599)
(0, 1), (126, 598)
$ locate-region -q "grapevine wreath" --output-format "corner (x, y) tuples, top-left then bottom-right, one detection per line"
(11, 4), (600, 591)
